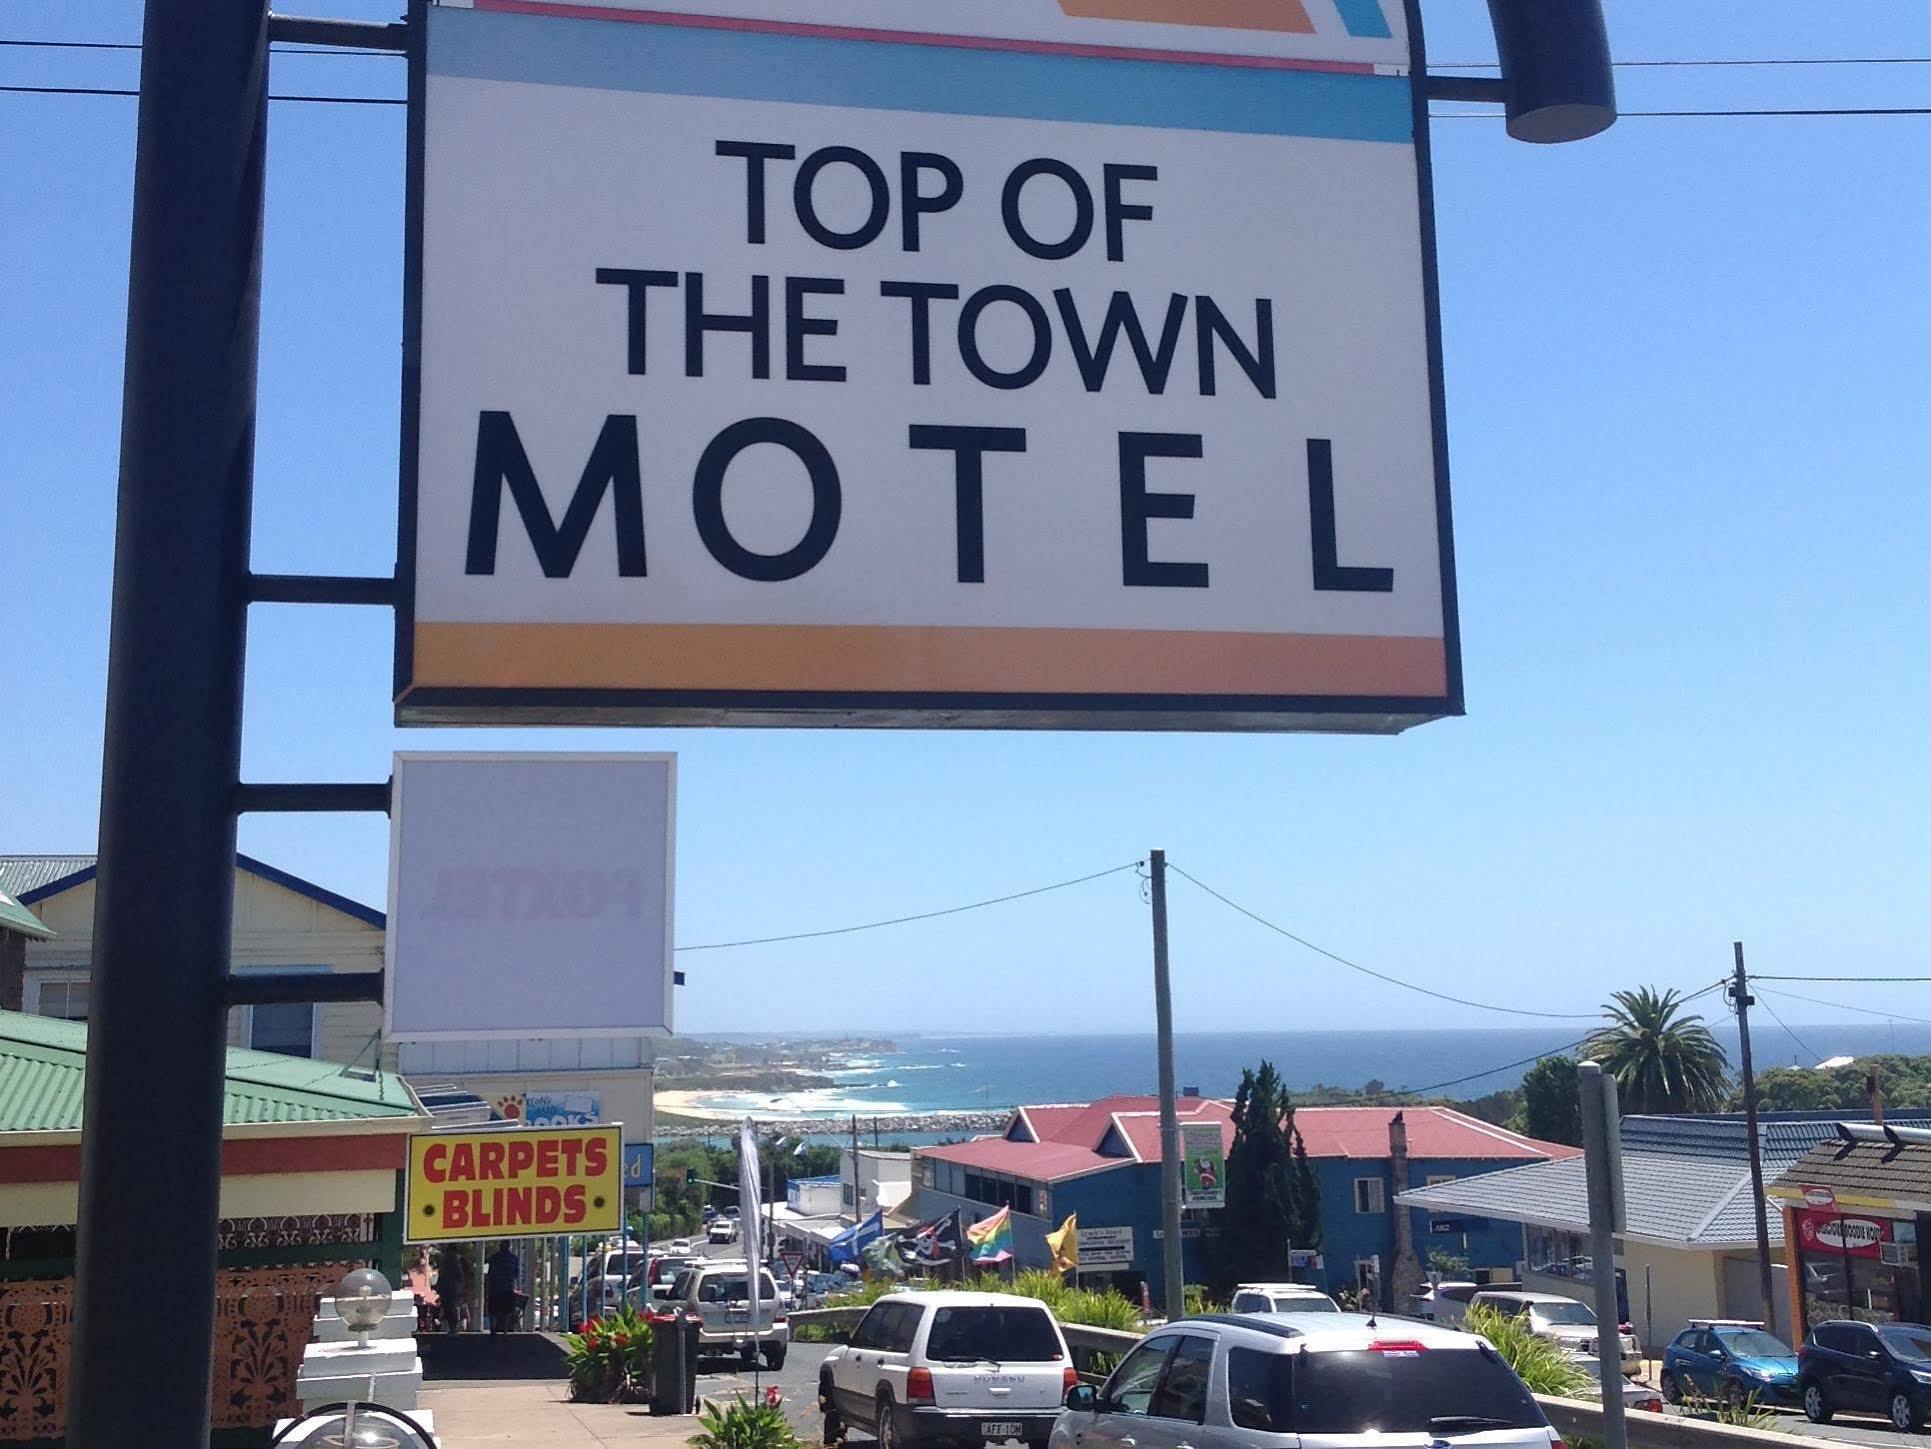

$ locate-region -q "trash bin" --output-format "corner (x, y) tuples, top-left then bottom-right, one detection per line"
(679, 1311), (703, 1412)
(648, 1310), (687, 1416)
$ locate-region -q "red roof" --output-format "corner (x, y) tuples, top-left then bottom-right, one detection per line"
(921, 1096), (1574, 1185)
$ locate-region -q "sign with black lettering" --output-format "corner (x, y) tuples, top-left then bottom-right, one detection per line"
(385, 752), (675, 1041)
(397, 0), (1458, 731)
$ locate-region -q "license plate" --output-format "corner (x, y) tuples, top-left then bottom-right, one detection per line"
(726, 1310), (748, 1323)
(982, 1423), (1023, 1439)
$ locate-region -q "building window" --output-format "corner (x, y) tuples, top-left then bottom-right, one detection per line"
(1354, 1178), (1385, 1214)
(27, 972), (90, 1021)
(1525, 1224), (1593, 1284)
(245, 1002), (317, 1058)
(921, 1158), (935, 1188)
(959, 1170), (1035, 1215)
(1427, 1174), (1456, 1188)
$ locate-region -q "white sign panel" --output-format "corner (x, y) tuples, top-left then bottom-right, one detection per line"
(385, 753), (675, 1040)
(1078, 1225), (1134, 1268)
(399, 0), (1457, 731)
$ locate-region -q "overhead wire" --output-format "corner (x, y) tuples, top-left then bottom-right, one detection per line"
(1756, 986), (1931, 1029)
(673, 860), (1143, 952)
(3, 85), (1924, 119)
(1750, 991), (1820, 1065)
(1167, 861), (1599, 1021)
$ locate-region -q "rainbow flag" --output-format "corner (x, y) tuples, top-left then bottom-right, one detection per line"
(966, 1206), (1014, 1265)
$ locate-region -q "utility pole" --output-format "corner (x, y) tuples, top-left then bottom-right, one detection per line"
(850, 1112), (862, 1226)
(1578, 1063), (1627, 1449)
(1730, 942), (1779, 1336)
(1150, 849), (1184, 1321)
(67, 3), (266, 1447)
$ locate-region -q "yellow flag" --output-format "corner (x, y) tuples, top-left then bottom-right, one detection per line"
(1047, 1213), (1079, 1274)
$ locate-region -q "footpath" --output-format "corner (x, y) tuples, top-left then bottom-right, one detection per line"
(420, 1380), (698, 1449)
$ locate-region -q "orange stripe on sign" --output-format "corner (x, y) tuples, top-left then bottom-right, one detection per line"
(1056, 0), (1316, 35)
(412, 623), (1445, 697)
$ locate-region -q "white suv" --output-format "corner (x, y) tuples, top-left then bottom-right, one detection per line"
(1229, 1283), (1340, 1315)
(1053, 1313), (1560, 1449)
(669, 1259), (788, 1368)
(1469, 1290), (1641, 1378)
(821, 1291), (1076, 1449)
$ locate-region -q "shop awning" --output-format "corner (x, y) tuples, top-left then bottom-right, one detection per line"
(0, 887), (53, 941)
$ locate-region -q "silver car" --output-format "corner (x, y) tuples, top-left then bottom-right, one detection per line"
(1054, 1313), (1560, 1449)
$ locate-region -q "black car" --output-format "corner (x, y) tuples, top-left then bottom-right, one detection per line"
(1798, 1320), (1931, 1431)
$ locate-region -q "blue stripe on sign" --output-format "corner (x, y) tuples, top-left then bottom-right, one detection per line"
(429, 8), (1412, 144)
(1332, 0), (1394, 41)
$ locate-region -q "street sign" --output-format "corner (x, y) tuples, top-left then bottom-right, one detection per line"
(1430, 1218), (1466, 1235)
(397, 0), (1457, 732)
(1077, 1226), (1133, 1269)
(1180, 1121), (1226, 1209)
(385, 753), (675, 1041)
(623, 1143), (654, 1188)
(405, 1124), (623, 1242)
(780, 1248), (806, 1278)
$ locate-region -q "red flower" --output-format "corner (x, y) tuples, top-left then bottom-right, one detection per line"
(613, 1332), (630, 1348)
(766, 1387), (783, 1409)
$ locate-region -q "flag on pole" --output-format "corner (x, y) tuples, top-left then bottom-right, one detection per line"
(965, 1205), (1014, 1265)
(1047, 1213), (1079, 1274)
(738, 1119), (764, 1331)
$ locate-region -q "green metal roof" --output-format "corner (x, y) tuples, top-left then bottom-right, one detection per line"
(0, 887), (53, 941)
(0, 1009), (422, 1135)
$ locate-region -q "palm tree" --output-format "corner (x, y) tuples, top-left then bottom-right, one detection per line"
(1585, 986), (1730, 1114)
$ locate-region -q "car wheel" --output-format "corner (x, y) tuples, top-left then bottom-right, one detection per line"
(876, 1390), (899, 1449)
(766, 1344), (787, 1371)
(1803, 1381), (1833, 1424)
(1894, 1392), (1922, 1433)
(1660, 1372), (1682, 1406)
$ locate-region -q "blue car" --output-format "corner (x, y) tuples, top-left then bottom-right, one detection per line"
(1662, 1321), (1800, 1407)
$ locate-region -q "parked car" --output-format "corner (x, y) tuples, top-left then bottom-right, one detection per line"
(1798, 1319), (1931, 1431)
(821, 1290), (1074, 1449)
(668, 1259), (788, 1369)
(1469, 1290), (1640, 1378)
(1411, 1280), (1481, 1326)
(1230, 1283), (1340, 1315)
(1054, 1312), (1559, 1449)
(1574, 1352), (1664, 1414)
(1661, 1321), (1798, 1407)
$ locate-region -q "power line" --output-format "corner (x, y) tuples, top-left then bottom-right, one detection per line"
(15, 38), (1928, 68)
(1434, 56), (1931, 69)
(3, 81), (1924, 121)
(1755, 974), (1931, 983)
(1433, 106), (1931, 119)
(673, 860), (1142, 952)
(1757, 986), (1931, 1029)
(1752, 992), (1821, 1064)
(1332, 978), (1728, 1104)
(0, 83), (403, 103)
(1166, 862), (1598, 1021)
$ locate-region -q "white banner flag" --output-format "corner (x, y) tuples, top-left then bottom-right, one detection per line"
(738, 1119), (763, 1332)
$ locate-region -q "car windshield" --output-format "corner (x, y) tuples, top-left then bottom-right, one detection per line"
(1718, 1330), (1791, 1359)
(1286, 1349), (1544, 1433)
(1533, 1304), (1596, 1327)
(925, 1305), (1063, 1362)
(1274, 1295), (1336, 1312)
(1878, 1327), (1931, 1362)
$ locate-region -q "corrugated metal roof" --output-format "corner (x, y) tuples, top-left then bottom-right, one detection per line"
(1394, 1114), (1910, 1248)
(0, 1009), (421, 1134)
(0, 856), (96, 899)
(1775, 1138), (1931, 1205)
(0, 887), (54, 941)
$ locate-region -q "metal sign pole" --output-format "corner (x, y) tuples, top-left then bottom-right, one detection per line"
(66, 1), (267, 1445)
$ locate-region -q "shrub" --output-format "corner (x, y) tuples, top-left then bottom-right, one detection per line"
(1680, 1383), (1783, 1431)
(565, 1304), (653, 1402)
(1464, 1306), (1588, 1398)
(689, 1392), (803, 1449)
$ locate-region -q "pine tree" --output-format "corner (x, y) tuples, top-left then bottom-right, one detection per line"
(1212, 1060), (1323, 1291)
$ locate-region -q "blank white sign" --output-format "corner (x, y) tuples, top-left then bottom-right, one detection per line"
(386, 753), (675, 1041)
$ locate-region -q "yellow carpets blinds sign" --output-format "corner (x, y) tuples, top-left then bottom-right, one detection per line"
(398, 0), (1457, 731)
(384, 753), (675, 1041)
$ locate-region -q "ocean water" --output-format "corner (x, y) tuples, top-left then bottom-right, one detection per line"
(681, 1021), (1931, 1120)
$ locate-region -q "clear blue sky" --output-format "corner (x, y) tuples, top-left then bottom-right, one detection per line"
(3, 2), (1925, 1035)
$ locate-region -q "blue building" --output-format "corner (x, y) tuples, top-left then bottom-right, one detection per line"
(916, 1094), (1574, 1303)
